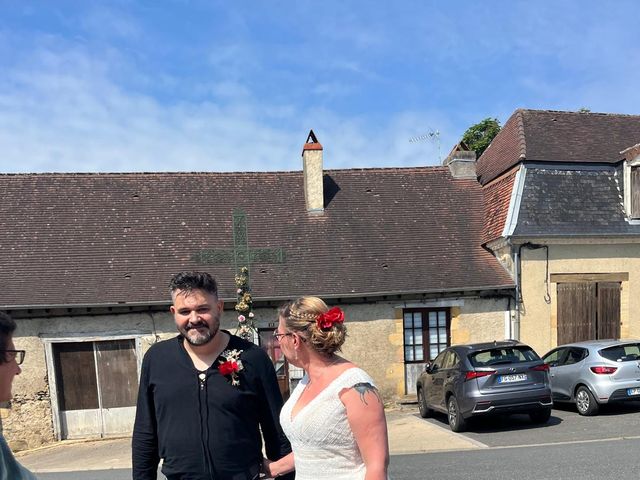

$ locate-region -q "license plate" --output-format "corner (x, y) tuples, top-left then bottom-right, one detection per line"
(498, 374), (527, 383)
(627, 387), (640, 396)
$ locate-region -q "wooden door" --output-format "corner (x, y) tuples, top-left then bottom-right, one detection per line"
(52, 339), (139, 439)
(557, 282), (621, 344)
(53, 342), (101, 438)
(597, 282), (621, 339)
(557, 282), (596, 344)
(95, 340), (139, 435)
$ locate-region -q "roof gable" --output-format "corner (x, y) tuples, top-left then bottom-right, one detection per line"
(477, 109), (640, 185)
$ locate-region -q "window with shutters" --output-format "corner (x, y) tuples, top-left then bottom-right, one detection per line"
(631, 166), (640, 219)
(623, 158), (640, 220)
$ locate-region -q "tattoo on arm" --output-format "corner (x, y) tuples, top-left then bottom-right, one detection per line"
(352, 382), (382, 405)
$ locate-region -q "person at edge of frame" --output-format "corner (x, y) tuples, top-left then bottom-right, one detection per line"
(0, 311), (38, 480)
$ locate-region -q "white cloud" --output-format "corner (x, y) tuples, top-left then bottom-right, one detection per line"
(3, 0), (639, 175)
(0, 43), (449, 174)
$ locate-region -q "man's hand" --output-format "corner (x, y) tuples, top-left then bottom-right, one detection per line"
(261, 457), (276, 478)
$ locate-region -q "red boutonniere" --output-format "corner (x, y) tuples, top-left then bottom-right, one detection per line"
(316, 307), (345, 330)
(218, 349), (243, 386)
(219, 360), (239, 376)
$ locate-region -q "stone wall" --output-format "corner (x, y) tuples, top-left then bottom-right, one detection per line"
(4, 303), (403, 450)
(4, 295), (507, 449)
(519, 241), (640, 355)
(450, 297), (512, 345)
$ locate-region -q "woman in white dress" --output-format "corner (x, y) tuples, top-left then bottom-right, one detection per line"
(263, 296), (389, 480)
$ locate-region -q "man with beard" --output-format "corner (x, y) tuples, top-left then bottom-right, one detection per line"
(132, 271), (294, 480)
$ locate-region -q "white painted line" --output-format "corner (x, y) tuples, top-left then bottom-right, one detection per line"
(483, 435), (640, 451)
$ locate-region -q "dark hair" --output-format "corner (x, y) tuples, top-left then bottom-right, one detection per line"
(169, 271), (218, 297)
(0, 312), (16, 363)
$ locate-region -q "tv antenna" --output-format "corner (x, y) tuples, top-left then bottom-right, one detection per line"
(409, 129), (441, 162)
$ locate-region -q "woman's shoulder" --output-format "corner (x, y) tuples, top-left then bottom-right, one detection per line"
(332, 365), (375, 388)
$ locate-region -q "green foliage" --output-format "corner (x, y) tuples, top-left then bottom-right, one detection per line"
(461, 117), (501, 158)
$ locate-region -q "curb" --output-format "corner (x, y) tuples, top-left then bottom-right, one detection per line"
(15, 436), (130, 458)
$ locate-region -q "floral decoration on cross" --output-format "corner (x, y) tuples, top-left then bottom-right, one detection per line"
(234, 266), (257, 342)
(218, 348), (244, 386)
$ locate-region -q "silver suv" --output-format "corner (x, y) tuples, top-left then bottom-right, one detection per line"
(542, 340), (640, 416)
(416, 341), (552, 432)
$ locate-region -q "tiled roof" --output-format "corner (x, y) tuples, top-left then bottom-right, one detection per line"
(0, 168), (514, 309)
(513, 165), (640, 237)
(481, 169), (517, 245)
(477, 109), (640, 185)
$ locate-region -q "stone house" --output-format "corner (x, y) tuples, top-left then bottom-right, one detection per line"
(479, 109), (640, 356)
(0, 132), (514, 449)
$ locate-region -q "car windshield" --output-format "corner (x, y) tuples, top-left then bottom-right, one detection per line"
(599, 343), (640, 362)
(468, 346), (540, 367)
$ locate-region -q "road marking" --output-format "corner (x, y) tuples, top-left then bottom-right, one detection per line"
(463, 435), (640, 451)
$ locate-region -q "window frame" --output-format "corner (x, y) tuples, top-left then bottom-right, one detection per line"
(543, 347), (567, 367)
(623, 158), (640, 220)
(403, 308), (451, 363)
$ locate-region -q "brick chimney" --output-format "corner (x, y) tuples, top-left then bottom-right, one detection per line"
(443, 141), (477, 179)
(302, 130), (324, 213)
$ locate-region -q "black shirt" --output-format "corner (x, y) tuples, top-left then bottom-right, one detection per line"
(132, 332), (293, 479)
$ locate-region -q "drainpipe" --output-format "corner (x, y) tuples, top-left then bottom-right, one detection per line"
(514, 247), (521, 341)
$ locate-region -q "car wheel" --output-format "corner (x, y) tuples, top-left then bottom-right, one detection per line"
(575, 386), (599, 416)
(529, 407), (551, 424)
(447, 395), (467, 432)
(417, 388), (432, 418)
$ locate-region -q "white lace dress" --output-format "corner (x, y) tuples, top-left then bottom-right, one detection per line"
(280, 367), (376, 480)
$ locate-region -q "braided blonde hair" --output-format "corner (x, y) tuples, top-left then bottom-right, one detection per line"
(279, 296), (346, 355)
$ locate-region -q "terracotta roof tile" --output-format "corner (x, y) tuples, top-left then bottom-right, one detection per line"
(481, 170), (517, 244)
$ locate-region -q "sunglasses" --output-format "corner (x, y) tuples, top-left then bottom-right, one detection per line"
(1, 350), (25, 365)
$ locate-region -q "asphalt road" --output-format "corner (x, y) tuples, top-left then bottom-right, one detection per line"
(389, 438), (640, 480)
(36, 402), (640, 479)
(37, 437), (640, 480)
(38, 468), (169, 480)
(420, 400), (640, 447)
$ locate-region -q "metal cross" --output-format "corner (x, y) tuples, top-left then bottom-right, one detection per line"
(191, 209), (286, 274)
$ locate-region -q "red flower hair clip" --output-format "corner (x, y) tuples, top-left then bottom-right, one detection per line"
(316, 307), (345, 330)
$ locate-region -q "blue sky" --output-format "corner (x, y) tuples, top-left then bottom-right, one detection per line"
(1, 0), (639, 173)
